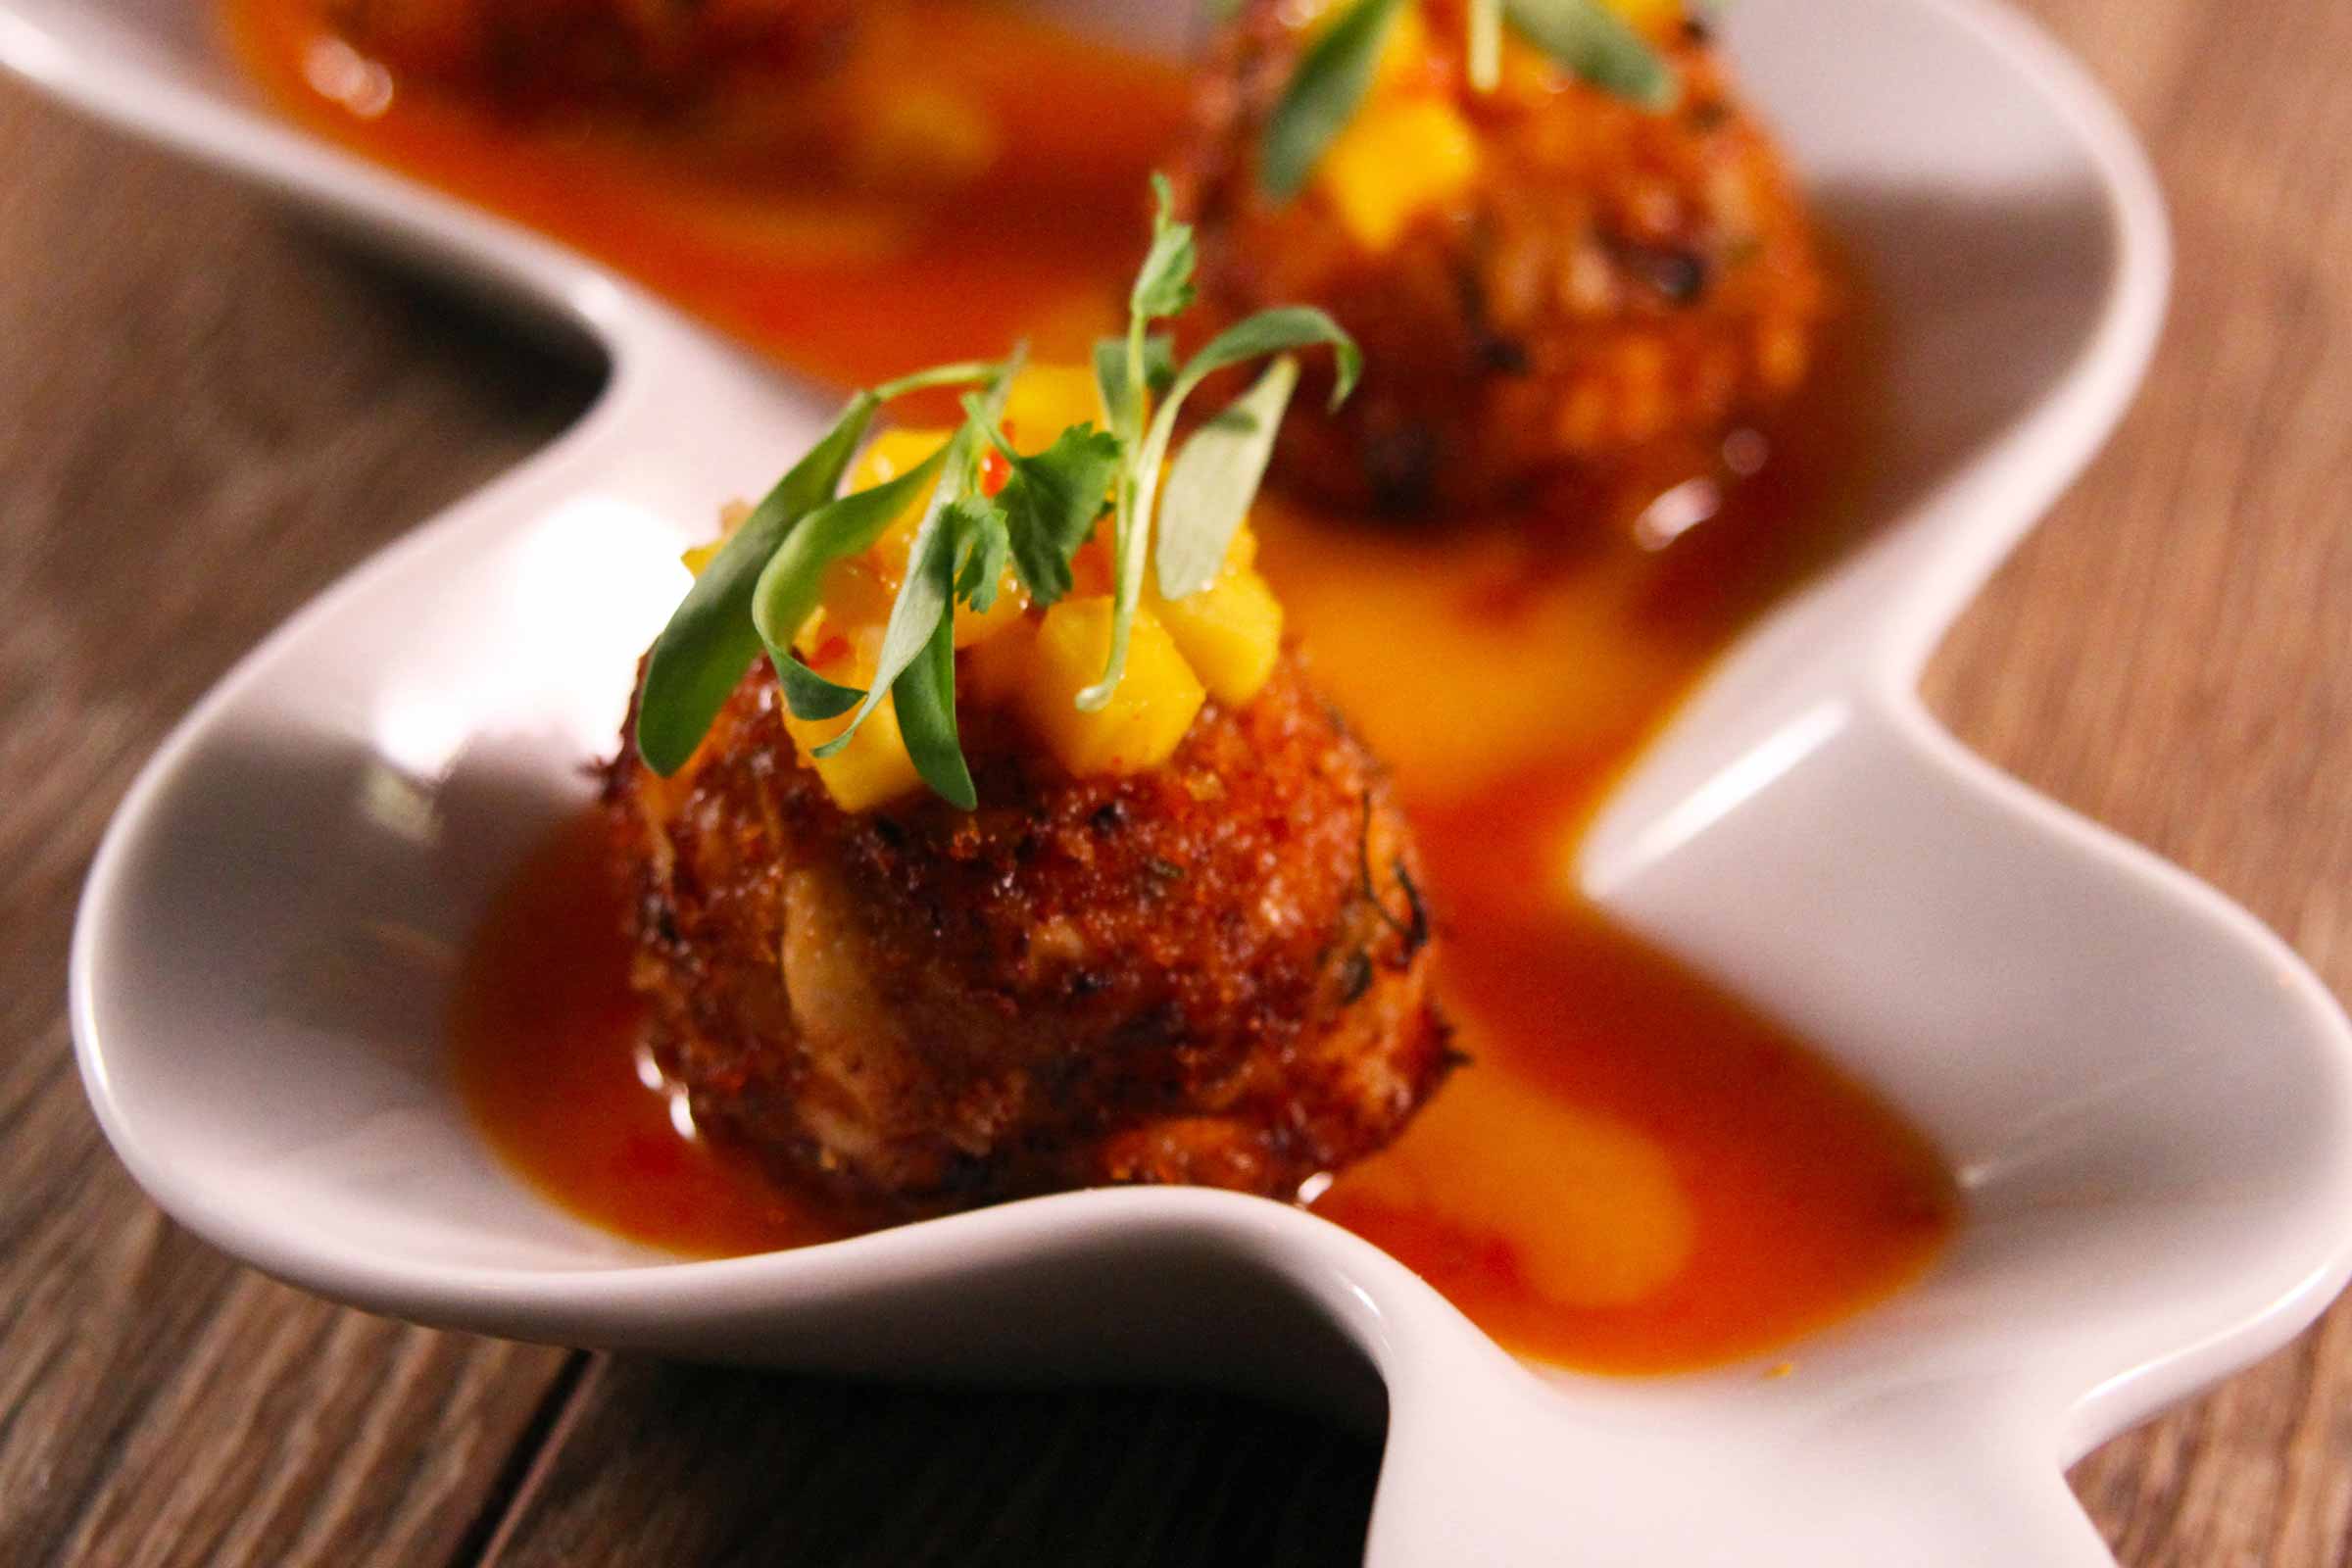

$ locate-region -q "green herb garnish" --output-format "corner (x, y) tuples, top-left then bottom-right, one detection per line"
(1502, 0), (1680, 108)
(1258, 0), (1679, 201)
(991, 422), (1124, 607)
(1082, 178), (1358, 711)
(632, 175), (1358, 809)
(1156, 356), (1298, 600)
(806, 353), (1024, 800)
(634, 360), (995, 776)
(1261, 0), (1409, 202)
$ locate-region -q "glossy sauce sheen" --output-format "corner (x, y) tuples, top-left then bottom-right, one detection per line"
(248, 0), (1956, 1373)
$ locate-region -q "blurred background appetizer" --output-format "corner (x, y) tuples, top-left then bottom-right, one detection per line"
(1179, 0), (1827, 522)
(605, 186), (1451, 1212)
(319, 0), (1012, 192)
(326, 0), (870, 114)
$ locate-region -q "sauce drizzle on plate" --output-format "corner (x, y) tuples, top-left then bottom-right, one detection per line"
(244, 0), (1956, 1374)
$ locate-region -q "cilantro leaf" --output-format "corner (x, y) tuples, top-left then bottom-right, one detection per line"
(637, 358), (1013, 777)
(947, 494), (1011, 612)
(993, 423), (1122, 607)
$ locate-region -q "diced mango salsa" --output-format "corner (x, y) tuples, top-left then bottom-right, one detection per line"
(1220, 520), (1258, 575)
(863, 518), (1031, 649)
(722, 366), (1291, 807)
(836, 425), (1029, 649)
(783, 695), (923, 815)
(847, 425), (953, 493)
(1150, 566), (1284, 707)
(1604, 0), (1685, 38)
(1020, 598), (1204, 777)
(1376, 6), (1433, 89)
(1316, 94), (1480, 254)
(681, 499), (755, 577)
(781, 644), (923, 814)
(1002, 364), (1107, 447)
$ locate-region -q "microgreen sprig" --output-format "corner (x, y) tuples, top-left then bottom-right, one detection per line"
(1081, 177), (1358, 710)
(1259, 0), (1678, 203)
(632, 173), (1359, 810)
(633, 359), (998, 775)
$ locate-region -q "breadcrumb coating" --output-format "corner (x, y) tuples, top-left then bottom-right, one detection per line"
(605, 652), (1451, 1212)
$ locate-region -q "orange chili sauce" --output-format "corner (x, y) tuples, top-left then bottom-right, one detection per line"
(245, 0), (1956, 1374)
(221, 0), (1188, 380)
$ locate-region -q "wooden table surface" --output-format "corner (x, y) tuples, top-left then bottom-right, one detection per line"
(5, 0), (2348, 1561)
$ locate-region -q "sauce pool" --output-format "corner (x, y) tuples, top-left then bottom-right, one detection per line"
(246, 0), (1957, 1374)
(221, 0), (1190, 381)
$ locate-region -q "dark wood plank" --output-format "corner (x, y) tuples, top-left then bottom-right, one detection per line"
(0, 86), (594, 1568)
(479, 1361), (1378, 1568)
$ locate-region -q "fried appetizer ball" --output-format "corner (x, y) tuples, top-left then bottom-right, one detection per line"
(606, 370), (1450, 1213)
(328, 0), (863, 113)
(1180, 0), (1828, 515)
(608, 652), (1446, 1209)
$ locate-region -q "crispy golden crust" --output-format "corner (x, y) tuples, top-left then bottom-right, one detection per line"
(1180, 0), (1827, 516)
(604, 652), (1451, 1212)
(329, 0), (862, 112)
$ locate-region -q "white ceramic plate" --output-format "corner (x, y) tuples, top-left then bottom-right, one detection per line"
(17, 0), (2352, 1561)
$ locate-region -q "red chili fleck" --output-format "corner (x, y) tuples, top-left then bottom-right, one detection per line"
(979, 445), (1011, 498)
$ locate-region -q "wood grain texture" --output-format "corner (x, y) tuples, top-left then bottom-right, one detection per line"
(2, 0), (2348, 1557)
(0, 88), (589, 1568)
(478, 1360), (1378, 1568)
(1931, 1), (2352, 1563)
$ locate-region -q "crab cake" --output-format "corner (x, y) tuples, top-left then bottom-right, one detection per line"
(1181, 0), (1827, 517)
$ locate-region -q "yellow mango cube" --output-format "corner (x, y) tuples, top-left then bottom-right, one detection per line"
(1149, 565), (1284, 708)
(863, 515), (1029, 648)
(1021, 598), (1204, 777)
(845, 426), (1029, 648)
(1377, 7), (1432, 89)
(1603, 0), (1683, 37)
(783, 684), (923, 814)
(1221, 520), (1258, 575)
(847, 425), (953, 493)
(1316, 95), (1480, 254)
(681, 499), (756, 577)
(1002, 364), (1107, 448)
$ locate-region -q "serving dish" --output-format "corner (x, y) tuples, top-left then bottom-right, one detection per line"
(17, 0), (2352, 1560)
